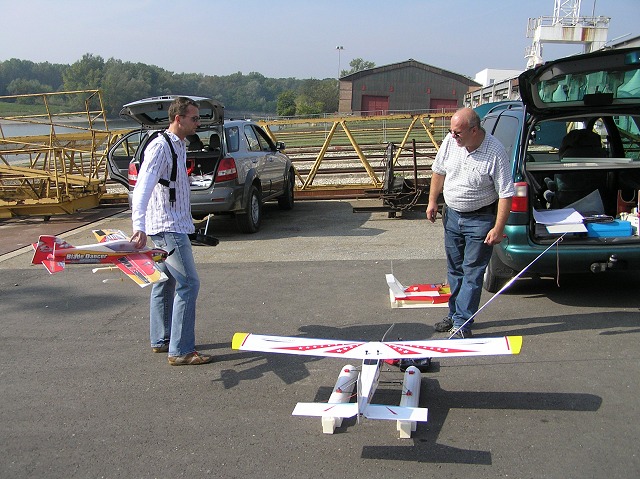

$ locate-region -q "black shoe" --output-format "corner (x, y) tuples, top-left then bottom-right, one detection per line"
(448, 327), (473, 339)
(434, 316), (453, 332)
(399, 357), (431, 372)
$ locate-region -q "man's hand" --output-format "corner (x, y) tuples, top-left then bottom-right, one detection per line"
(426, 203), (438, 223)
(130, 230), (147, 249)
(484, 229), (505, 245)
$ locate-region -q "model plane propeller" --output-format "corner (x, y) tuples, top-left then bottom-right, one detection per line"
(31, 229), (169, 287)
(232, 332), (522, 433)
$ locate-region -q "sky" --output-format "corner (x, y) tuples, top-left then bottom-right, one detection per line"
(0, 0), (637, 80)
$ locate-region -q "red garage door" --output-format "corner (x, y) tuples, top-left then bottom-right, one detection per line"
(361, 95), (389, 116)
(430, 99), (458, 112)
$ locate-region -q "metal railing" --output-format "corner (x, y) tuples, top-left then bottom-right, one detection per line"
(258, 111), (452, 193)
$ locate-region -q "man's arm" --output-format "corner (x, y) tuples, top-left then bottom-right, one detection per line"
(426, 172), (445, 223)
(484, 196), (513, 245)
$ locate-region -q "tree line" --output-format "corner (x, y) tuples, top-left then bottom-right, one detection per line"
(0, 54), (374, 118)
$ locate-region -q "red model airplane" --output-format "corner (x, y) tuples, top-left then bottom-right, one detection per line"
(32, 229), (169, 287)
(386, 274), (451, 308)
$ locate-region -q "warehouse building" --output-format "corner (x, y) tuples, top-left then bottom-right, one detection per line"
(338, 59), (480, 115)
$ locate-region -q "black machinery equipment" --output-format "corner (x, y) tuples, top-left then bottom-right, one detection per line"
(353, 140), (430, 217)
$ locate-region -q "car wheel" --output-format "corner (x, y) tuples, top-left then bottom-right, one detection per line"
(483, 250), (513, 293)
(277, 170), (295, 210)
(236, 184), (262, 234)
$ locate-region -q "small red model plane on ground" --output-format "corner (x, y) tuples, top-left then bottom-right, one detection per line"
(31, 229), (169, 287)
(386, 273), (451, 308)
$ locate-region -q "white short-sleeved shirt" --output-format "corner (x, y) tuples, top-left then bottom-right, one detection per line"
(432, 132), (515, 212)
(131, 131), (195, 235)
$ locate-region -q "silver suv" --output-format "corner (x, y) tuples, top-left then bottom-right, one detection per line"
(107, 95), (295, 233)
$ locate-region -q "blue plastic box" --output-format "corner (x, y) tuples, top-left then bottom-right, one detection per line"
(586, 220), (632, 238)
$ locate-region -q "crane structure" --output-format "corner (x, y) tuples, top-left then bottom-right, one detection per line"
(525, 0), (610, 69)
(0, 90), (115, 218)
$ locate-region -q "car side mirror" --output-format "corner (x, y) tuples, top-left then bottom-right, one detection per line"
(276, 141), (286, 151)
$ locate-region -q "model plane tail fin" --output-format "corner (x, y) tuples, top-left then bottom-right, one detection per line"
(292, 402), (358, 419)
(31, 235), (71, 274)
(92, 229), (129, 243)
(363, 404), (429, 422)
(292, 402), (429, 422)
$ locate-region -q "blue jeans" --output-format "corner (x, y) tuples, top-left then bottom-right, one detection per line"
(149, 232), (200, 357)
(443, 206), (494, 331)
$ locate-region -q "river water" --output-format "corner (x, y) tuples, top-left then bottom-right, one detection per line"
(0, 118), (136, 137)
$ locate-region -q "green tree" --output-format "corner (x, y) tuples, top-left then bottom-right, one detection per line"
(62, 53), (105, 91)
(0, 54), (346, 117)
(101, 59), (155, 116)
(0, 58), (63, 96)
(341, 58), (375, 77)
(276, 90), (297, 116)
(6, 78), (53, 103)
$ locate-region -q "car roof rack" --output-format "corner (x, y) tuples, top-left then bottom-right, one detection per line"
(485, 101), (523, 115)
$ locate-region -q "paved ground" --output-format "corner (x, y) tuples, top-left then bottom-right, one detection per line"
(1, 200), (639, 478)
(0, 207), (127, 256)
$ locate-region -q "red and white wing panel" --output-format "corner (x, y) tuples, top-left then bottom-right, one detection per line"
(232, 333), (522, 360)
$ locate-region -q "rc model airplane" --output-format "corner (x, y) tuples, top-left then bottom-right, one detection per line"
(32, 229), (169, 287)
(386, 273), (451, 308)
(232, 332), (522, 435)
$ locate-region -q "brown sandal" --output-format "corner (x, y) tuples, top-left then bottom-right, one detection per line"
(168, 351), (213, 366)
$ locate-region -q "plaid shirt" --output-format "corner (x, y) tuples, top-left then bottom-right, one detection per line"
(432, 132), (515, 212)
(131, 131), (195, 235)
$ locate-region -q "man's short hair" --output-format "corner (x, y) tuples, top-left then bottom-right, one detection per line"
(467, 109), (481, 129)
(168, 97), (199, 123)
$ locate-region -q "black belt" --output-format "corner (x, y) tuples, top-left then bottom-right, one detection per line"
(454, 201), (497, 215)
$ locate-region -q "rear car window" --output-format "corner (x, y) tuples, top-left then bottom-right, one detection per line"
(536, 52), (640, 105)
(491, 114), (520, 160)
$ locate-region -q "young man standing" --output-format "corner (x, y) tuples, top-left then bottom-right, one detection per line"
(131, 97), (212, 365)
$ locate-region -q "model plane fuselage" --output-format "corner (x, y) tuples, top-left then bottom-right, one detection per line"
(31, 230), (169, 287)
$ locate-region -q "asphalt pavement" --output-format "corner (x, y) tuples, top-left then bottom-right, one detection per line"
(1, 199), (638, 478)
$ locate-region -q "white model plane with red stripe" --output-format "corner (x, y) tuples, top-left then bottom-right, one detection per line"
(32, 229), (169, 287)
(232, 332), (522, 427)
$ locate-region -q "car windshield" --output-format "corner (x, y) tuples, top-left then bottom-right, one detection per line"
(536, 51), (640, 105)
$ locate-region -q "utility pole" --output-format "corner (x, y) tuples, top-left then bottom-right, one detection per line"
(336, 46), (344, 79)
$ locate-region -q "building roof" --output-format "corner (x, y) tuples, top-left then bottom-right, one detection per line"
(340, 59), (480, 87)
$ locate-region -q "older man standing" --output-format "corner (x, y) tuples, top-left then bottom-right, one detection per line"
(426, 108), (514, 338)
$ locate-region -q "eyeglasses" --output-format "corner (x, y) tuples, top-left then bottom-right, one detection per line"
(448, 126), (474, 138)
(182, 115), (201, 122)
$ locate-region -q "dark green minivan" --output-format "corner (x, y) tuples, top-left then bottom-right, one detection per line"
(480, 47), (640, 292)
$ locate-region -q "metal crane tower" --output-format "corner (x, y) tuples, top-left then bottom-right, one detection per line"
(524, 0), (610, 69)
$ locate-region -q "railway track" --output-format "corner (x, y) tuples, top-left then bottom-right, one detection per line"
(104, 142), (438, 204)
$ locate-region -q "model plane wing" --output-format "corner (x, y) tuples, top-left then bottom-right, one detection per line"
(232, 333), (522, 360)
(114, 253), (168, 287)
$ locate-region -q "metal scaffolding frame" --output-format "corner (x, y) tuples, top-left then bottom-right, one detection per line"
(0, 90), (114, 218)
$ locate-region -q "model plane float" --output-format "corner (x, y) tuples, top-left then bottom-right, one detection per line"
(232, 332), (522, 436)
(31, 229), (169, 287)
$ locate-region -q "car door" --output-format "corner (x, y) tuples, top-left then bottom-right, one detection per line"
(242, 123), (282, 197)
(107, 130), (144, 187)
(253, 124), (286, 196)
